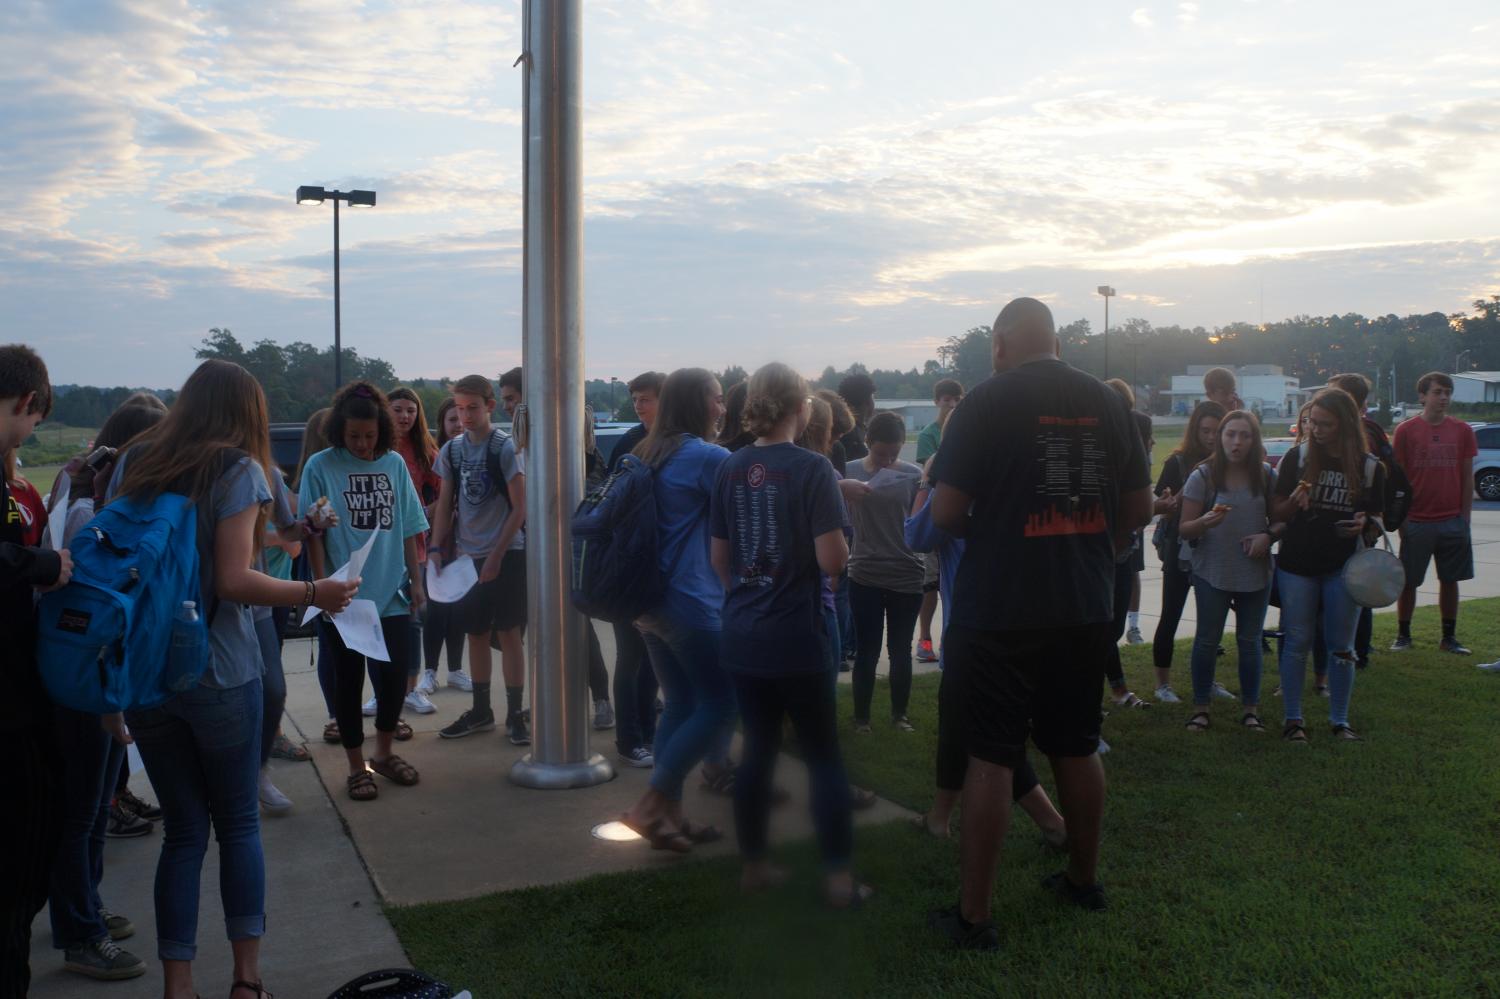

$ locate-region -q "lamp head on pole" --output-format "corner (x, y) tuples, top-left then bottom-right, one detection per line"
(346, 189), (377, 208)
(1097, 285), (1116, 298)
(296, 185), (327, 205)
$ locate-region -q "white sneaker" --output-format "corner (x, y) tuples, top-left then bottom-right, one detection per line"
(415, 669), (438, 696)
(448, 669), (474, 692)
(1154, 685), (1182, 704)
(1125, 627), (1145, 645)
(361, 696), (378, 717)
(1211, 682), (1236, 700)
(258, 769), (293, 816)
(1478, 660), (1500, 672)
(404, 689), (437, 715)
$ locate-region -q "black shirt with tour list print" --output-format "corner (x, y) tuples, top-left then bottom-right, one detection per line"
(931, 358), (1149, 632)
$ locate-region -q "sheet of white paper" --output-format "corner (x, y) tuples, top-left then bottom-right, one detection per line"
(330, 599), (390, 661)
(300, 528), (383, 625)
(866, 467), (920, 492)
(48, 476), (69, 553)
(426, 556), (477, 604)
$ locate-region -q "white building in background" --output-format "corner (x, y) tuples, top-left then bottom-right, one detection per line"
(877, 400), (941, 433)
(1167, 364), (1309, 418)
(1451, 372), (1500, 404)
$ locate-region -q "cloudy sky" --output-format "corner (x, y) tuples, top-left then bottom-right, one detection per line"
(6, 0), (1499, 389)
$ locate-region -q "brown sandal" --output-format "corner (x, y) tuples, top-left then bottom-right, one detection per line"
(346, 770), (378, 801)
(231, 981), (273, 998)
(369, 754), (420, 786)
(393, 719), (414, 741)
(323, 721), (341, 744)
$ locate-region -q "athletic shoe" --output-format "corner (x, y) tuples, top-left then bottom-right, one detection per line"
(893, 715), (915, 733)
(928, 904), (1000, 952)
(258, 769), (293, 817)
(439, 709), (496, 739)
(415, 669), (438, 696)
(116, 787), (163, 820)
(1390, 635), (1413, 652)
(404, 689), (437, 715)
(1125, 627), (1145, 645)
(105, 803), (153, 839)
(99, 907), (133, 941)
(64, 938), (146, 980)
(508, 714), (531, 746)
(1042, 871), (1108, 911)
(362, 696), (378, 717)
(1154, 685), (1181, 704)
(619, 746), (654, 768)
(1476, 659), (1500, 672)
(1439, 637), (1472, 656)
(1315, 685), (1330, 699)
(594, 699), (616, 730)
(916, 639), (937, 663)
(448, 669), (475, 691)
(1211, 682), (1236, 700)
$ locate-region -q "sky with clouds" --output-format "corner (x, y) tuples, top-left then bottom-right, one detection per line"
(5, 0), (1499, 388)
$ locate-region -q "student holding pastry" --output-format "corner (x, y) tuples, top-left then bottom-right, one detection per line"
(1178, 410), (1282, 733)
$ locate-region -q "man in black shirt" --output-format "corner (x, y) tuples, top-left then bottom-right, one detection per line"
(928, 299), (1152, 948)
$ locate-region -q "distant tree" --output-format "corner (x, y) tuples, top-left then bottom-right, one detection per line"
(937, 327), (994, 389)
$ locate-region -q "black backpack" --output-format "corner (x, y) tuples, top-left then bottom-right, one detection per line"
(1372, 438), (1412, 531)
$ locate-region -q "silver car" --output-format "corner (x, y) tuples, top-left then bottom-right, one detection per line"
(1474, 423), (1500, 501)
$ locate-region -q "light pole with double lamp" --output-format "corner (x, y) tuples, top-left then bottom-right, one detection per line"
(1097, 285), (1116, 379)
(296, 186), (377, 392)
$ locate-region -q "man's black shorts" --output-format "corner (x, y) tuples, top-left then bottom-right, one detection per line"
(456, 549), (527, 636)
(948, 621), (1112, 766)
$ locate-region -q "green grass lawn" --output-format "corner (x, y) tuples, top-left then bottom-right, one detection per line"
(388, 601), (1500, 997)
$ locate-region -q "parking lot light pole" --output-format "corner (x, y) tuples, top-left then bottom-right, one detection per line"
(1097, 285), (1116, 379)
(296, 186), (377, 392)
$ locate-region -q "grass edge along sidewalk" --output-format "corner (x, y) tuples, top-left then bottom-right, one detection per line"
(388, 600), (1500, 998)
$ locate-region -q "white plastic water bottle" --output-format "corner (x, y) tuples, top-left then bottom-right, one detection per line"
(166, 600), (206, 692)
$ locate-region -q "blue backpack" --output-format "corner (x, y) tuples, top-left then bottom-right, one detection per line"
(37, 465), (220, 714)
(569, 453), (681, 624)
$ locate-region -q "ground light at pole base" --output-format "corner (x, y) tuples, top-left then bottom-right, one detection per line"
(591, 821), (643, 843)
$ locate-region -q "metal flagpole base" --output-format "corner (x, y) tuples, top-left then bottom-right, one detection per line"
(509, 753), (615, 790)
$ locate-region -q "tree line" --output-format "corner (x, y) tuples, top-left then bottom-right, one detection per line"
(43, 297), (1500, 428)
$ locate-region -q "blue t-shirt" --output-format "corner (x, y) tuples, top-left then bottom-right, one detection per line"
(904, 490), (962, 669)
(711, 442), (848, 675)
(652, 436), (730, 630)
(298, 448), (429, 618)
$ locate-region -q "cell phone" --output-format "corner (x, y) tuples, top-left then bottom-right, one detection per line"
(84, 445), (118, 470)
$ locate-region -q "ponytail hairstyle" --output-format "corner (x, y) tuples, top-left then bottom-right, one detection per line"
(743, 362), (807, 439)
(114, 359), (274, 549)
(633, 368), (720, 469)
(387, 386), (438, 475)
(1302, 388), (1369, 505)
(325, 381), (394, 458)
(1206, 410), (1267, 496)
(294, 408), (331, 491)
(799, 395), (834, 456)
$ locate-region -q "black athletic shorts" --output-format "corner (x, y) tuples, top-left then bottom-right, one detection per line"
(457, 549), (527, 636)
(948, 621), (1112, 766)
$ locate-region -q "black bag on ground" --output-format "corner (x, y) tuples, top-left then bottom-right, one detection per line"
(327, 968), (458, 999)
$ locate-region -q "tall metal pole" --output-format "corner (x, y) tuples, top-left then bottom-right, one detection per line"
(511, 0), (612, 789)
(1103, 295), (1110, 379)
(333, 197), (342, 392)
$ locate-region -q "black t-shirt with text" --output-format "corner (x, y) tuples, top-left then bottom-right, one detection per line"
(711, 443), (848, 675)
(1273, 445), (1384, 577)
(932, 358), (1149, 631)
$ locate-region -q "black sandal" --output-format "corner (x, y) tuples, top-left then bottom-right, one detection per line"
(231, 980), (273, 998)
(678, 819), (723, 844)
(619, 813), (692, 854)
(1282, 721), (1309, 744)
(1185, 711), (1210, 732)
(1241, 712), (1265, 731)
(1330, 723), (1362, 741)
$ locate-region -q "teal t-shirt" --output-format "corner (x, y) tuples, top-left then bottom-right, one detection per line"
(915, 420), (942, 464)
(298, 448), (429, 617)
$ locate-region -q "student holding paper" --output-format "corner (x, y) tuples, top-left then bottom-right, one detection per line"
(300, 382), (429, 801)
(840, 411), (925, 732)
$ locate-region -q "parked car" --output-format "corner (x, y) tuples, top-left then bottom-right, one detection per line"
(1474, 423), (1500, 501)
(1264, 437), (1296, 469)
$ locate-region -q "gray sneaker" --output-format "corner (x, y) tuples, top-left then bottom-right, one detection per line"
(1154, 685), (1182, 704)
(1211, 682), (1236, 700)
(1389, 635), (1413, 652)
(99, 907), (134, 941)
(64, 938), (146, 980)
(593, 699), (616, 730)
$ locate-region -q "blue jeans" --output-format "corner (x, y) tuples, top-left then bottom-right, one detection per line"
(1276, 568), (1359, 727)
(639, 612), (736, 800)
(48, 707), (124, 949)
(255, 616), (286, 767)
(1189, 577), (1268, 707)
(126, 679), (266, 962)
